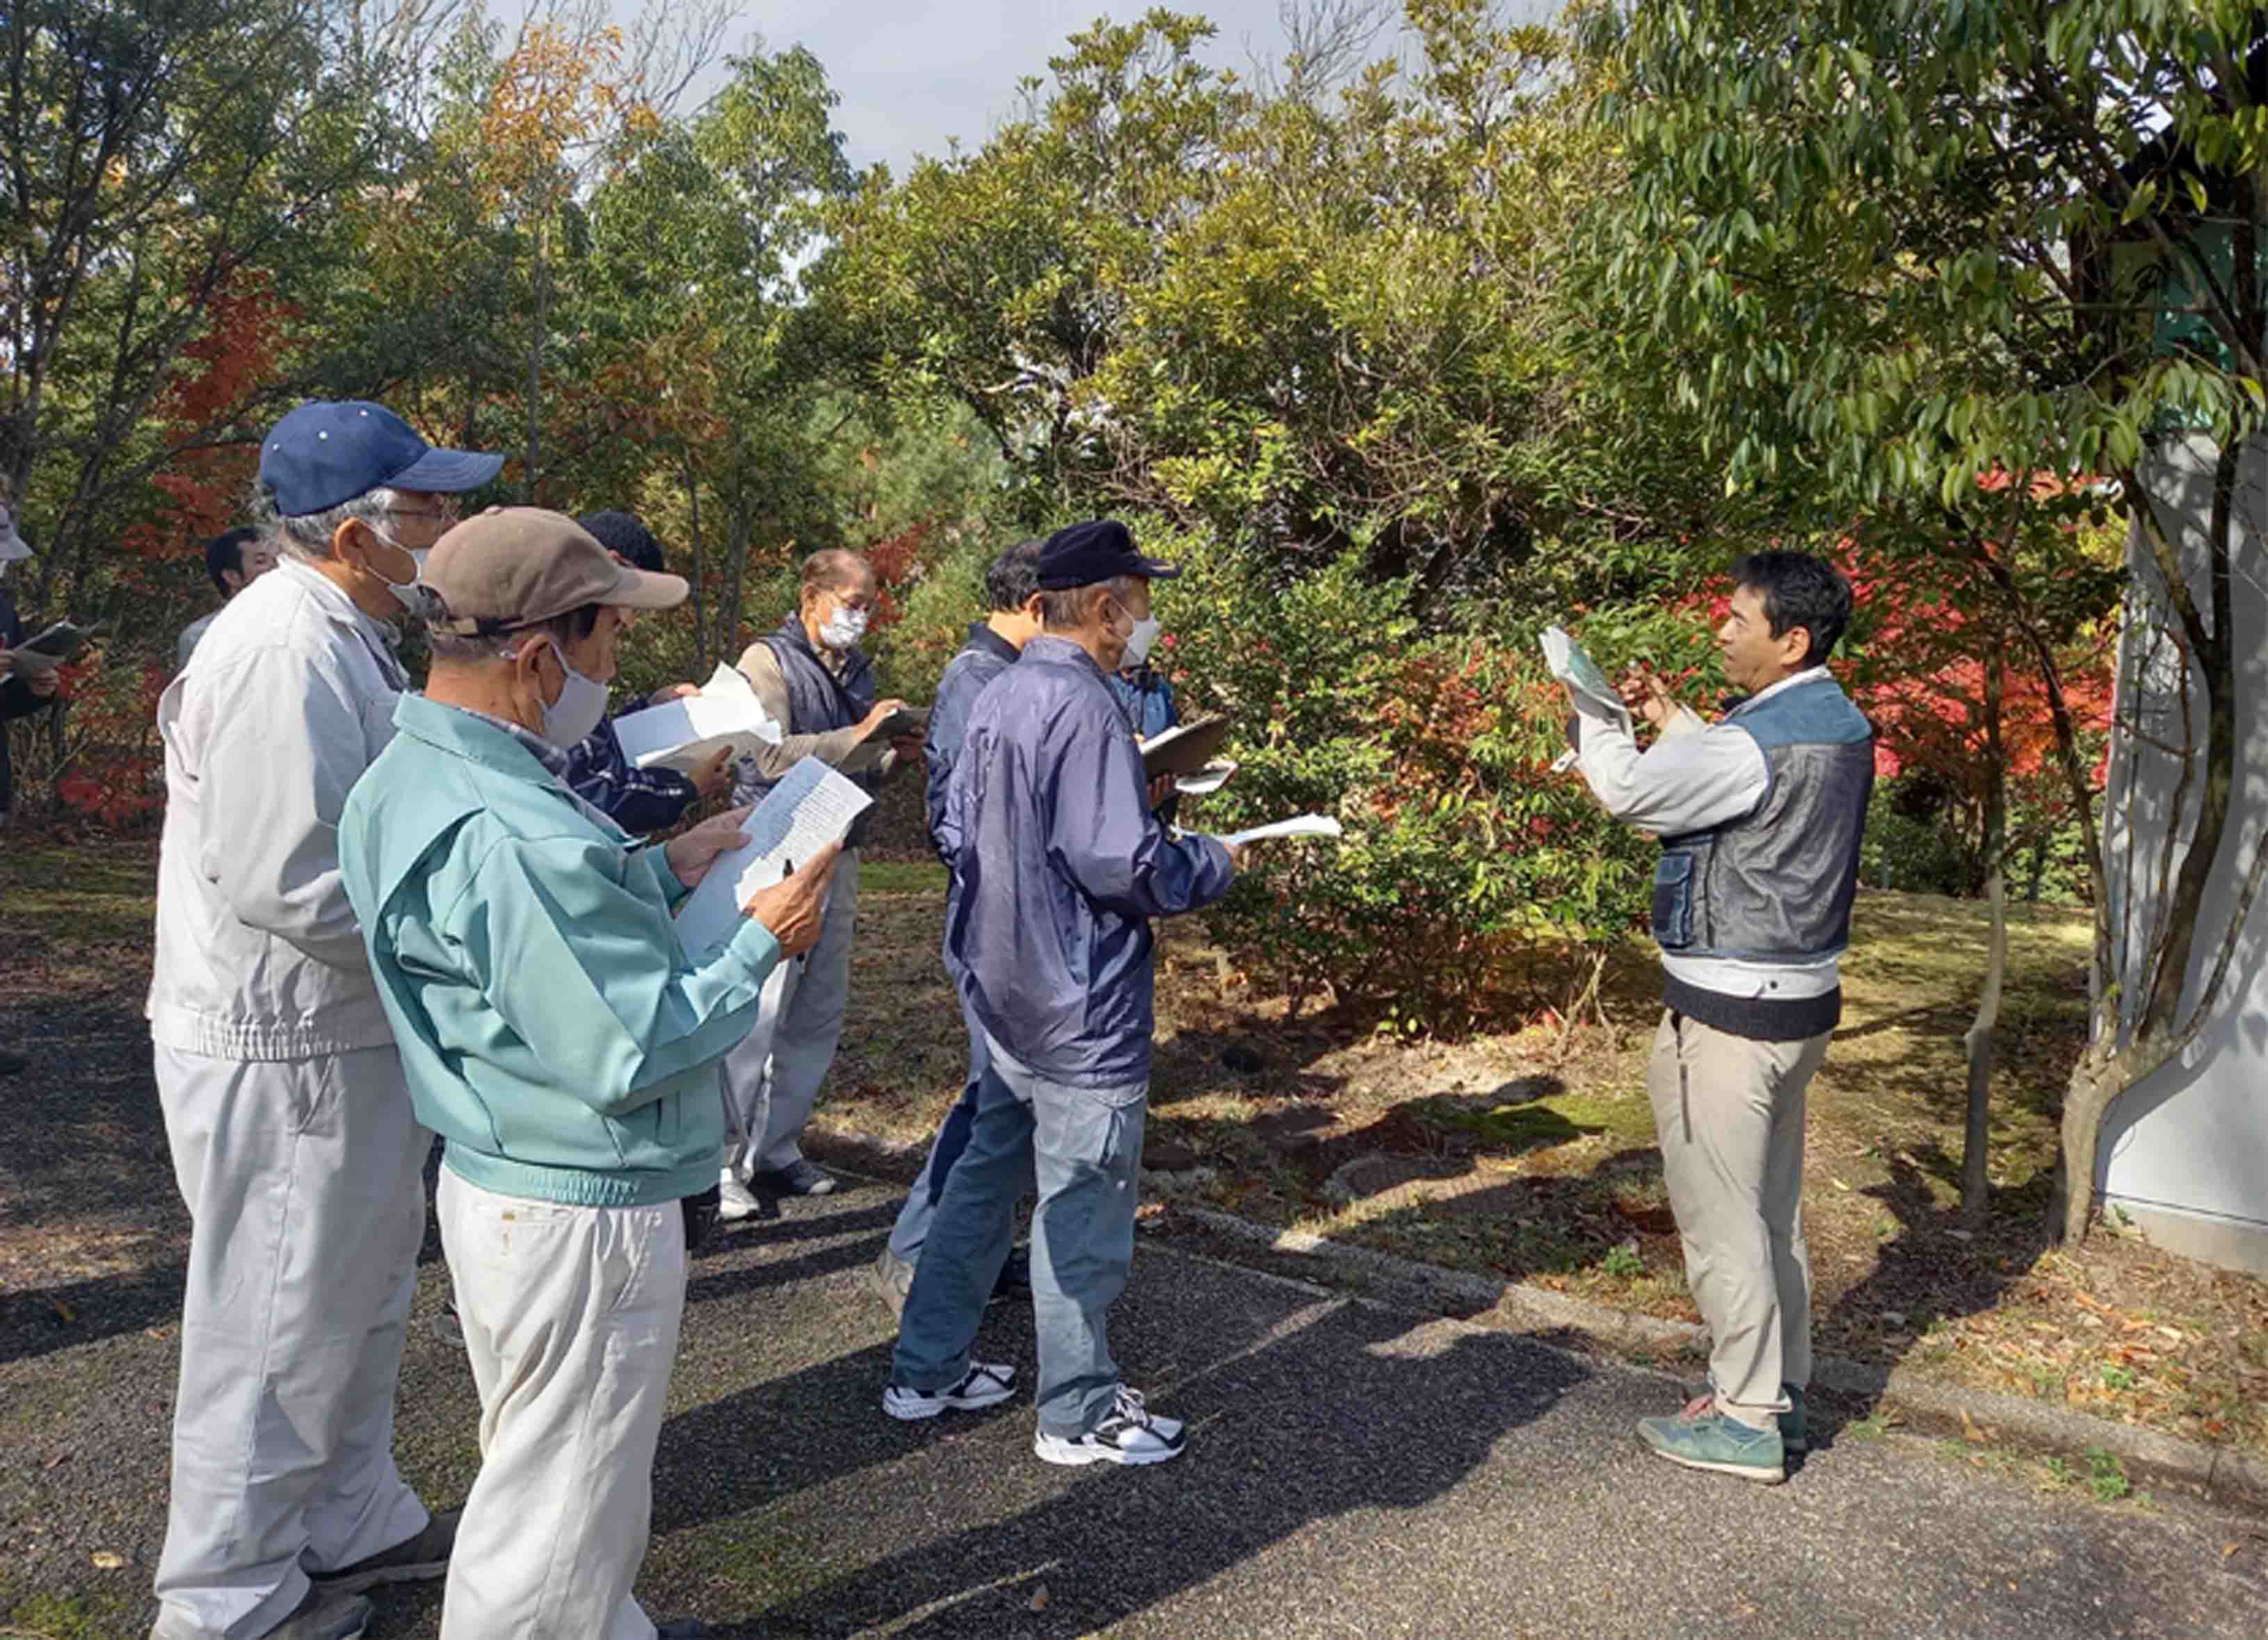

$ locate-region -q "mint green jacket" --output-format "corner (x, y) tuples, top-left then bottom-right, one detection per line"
(339, 693), (781, 1207)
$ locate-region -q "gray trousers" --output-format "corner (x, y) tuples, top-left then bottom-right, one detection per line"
(1646, 1010), (1828, 1429)
(718, 853), (858, 1179)
(892, 1031), (1146, 1438)
(151, 1044), (432, 1640)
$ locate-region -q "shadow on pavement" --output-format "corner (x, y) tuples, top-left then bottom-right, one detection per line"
(696, 1289), (1587, 1637)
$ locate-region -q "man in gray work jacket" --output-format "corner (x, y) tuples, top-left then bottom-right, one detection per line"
(871, 538), (1045, 1316)
(1566, 550), (1871, 1486)
(884, 519), (1239, 1468)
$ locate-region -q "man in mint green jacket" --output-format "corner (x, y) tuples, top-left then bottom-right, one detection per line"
(339, 508), (837, 1640)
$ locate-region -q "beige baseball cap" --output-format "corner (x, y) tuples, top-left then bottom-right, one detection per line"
(424, 507), (686, 635)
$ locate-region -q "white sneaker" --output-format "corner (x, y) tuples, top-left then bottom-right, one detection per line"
(717, 1176), (764, 1223)
(882, 1361), (1017, 1420)
(1034, 1386), (1187, 1467)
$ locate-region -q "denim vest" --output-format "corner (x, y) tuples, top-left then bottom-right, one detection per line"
(730, 616), (882, 846)
(1651, 677), (1874, 967)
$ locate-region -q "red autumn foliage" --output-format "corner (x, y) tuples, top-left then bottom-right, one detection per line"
(121, 271), (299, 565)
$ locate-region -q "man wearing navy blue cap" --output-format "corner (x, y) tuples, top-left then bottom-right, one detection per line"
(147, 401), (500, 1640)
(885, 518), (1239, 1468)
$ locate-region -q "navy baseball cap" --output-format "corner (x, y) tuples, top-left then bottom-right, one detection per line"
(1034, 518), (1179, 590)
(259, 401), (503, 518)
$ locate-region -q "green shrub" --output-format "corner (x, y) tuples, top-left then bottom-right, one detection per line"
(1148, 524), (1657, 1031)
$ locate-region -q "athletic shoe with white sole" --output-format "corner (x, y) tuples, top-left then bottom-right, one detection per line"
(883, 1360), (1018, 1420)
(716, 1175), (767, 1223)
(1034, 1385), (1186, 1468)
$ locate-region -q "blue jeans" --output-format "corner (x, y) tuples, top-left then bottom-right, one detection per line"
(885, 1001), (989, 1264)
(891, 1032), (1148, 1438)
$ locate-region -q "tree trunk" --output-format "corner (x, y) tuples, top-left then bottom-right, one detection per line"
(682, 448), (709, 670)
(524, 224), (547, 505)
(1960, 646), (2008, 1227)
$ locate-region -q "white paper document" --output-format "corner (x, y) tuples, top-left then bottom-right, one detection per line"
(613, 663), (783, 774)
(1175, 759), (1237, 797)
(1220, 813), (1343, 849)
(673, 757), (873, 956)
(1540, 625), (1628, 721)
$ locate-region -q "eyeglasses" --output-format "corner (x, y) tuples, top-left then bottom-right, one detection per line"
(387, 503), (459, 526)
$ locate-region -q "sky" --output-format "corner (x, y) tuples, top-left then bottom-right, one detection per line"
(716, 1), (1344, 176)
(610, 2), (1557, 179)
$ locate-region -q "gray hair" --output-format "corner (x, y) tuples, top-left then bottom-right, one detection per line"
(426, 604), (600, 667)
(252, 482), (403, 565)
(1039, 574), (1139, 632)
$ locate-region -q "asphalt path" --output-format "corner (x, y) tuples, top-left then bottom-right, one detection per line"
(4, 1181), (2263, 1637)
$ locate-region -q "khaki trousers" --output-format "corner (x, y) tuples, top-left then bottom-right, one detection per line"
(1646, 1010), (1828, 1429)
(437, 1170), (686, 1640)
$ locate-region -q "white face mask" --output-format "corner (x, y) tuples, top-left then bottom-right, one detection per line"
(1121, 613), (1161, 667)
(535, 637), (609, 747)
(819, 602), (869, 651)
(370, 527), (442, 621)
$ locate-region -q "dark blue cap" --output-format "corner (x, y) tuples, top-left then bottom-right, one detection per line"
(1035, 518), (1179, 590)
(258, 401), (503, 518)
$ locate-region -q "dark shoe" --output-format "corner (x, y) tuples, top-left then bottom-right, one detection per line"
(655, 1622), (717, 1639)
(1636, 1394), (1785, 1485)
(992, 1245), (1032, 1303)
(1780, 1383), (1807, 1454)
(750, 1158), (837, 1198)
(309, 1509), (458, 1593)
(0, 1049), (26, 1077)
(170, 1586), (372, 1640)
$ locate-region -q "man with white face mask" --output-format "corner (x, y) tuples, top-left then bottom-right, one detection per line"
(715, 548), (922, 1216)
(339, 508), (838, 1639)
(887, 519), (1239, 1468)
(147, 401), (500, 1640)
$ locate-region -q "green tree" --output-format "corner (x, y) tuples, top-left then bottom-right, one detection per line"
(1582, 0), (2268, 1238)
(1, 0), (436, 612)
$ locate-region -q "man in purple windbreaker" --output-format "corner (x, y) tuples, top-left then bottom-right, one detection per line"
(881, 519), (1239, 1468)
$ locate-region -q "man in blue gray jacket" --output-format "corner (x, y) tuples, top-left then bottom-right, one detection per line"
(871, 539), (1045, 1315)
(1567, 551), (1871, 1487)
(883, 519), (1239, 1468)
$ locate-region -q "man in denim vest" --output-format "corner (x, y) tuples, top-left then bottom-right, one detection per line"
(715, 549), (923, 1214)
(1566, 552), (1871, 1486)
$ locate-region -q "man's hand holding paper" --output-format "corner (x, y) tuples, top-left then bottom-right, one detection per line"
(740, 842), (840, 958)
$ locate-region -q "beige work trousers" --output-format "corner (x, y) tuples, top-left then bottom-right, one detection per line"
(437, 1169), (686, 1640)
(1645, 1010), (1829, 1429)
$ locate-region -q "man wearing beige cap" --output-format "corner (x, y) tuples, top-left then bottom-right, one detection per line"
(339, 508), (838, 1640)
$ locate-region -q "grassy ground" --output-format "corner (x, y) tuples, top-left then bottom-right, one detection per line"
(6, 835), (2265, 1458)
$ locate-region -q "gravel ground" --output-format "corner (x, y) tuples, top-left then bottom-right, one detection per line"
(6, 1130), (2266, 1637)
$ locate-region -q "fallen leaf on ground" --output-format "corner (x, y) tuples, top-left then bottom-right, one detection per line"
(1031, 1584), (1051, 1611)
(1960, 1408), (1986, 1443)
(91, 1550), (126, 1569)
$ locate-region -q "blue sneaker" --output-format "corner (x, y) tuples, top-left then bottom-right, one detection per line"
(1637, 1393), (1785, 1484)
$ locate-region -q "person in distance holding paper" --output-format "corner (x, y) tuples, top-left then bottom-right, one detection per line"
(338, 508), (837, 1640)
(885, 518), (1239, 1468)
(558, 508), (734, 833)
(870, 538), (1049, 1317)
(1561, 552), (1871, 1486)
(716, 548), (924, 1216)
